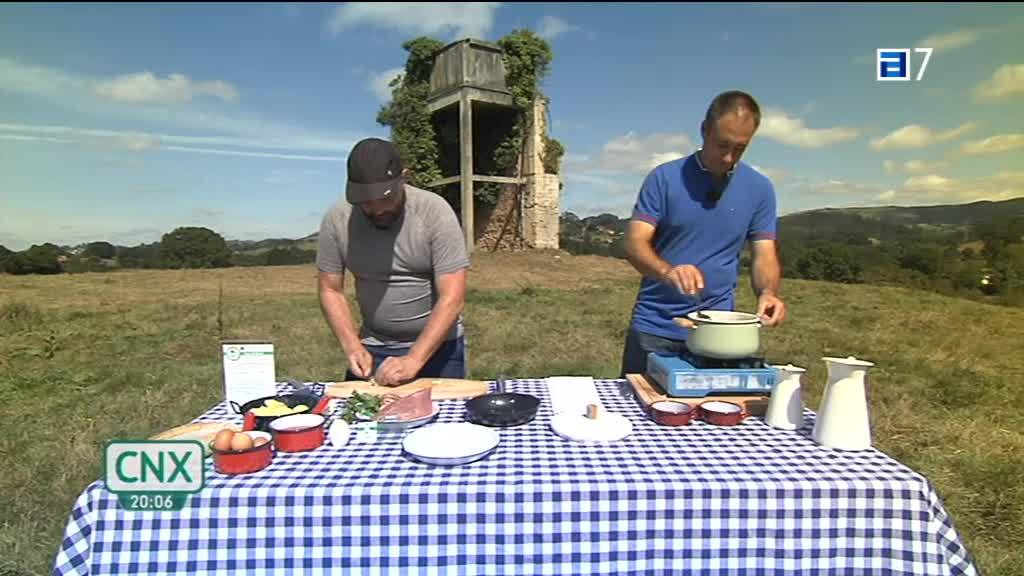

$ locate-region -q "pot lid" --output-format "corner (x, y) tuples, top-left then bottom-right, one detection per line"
(685, 310), (761, 324)
(768, 363), (806, 373)
(822, 356), (874, 367)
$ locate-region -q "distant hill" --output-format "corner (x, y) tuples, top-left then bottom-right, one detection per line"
(227, 233), (318, 255)
(560, 198), (1024, 250)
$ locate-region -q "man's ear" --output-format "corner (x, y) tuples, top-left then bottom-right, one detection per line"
(700, 120), (707, 140)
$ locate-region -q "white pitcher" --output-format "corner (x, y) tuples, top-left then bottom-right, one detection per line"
(813, 356), (875, 451)
(765, 364), (805, 430)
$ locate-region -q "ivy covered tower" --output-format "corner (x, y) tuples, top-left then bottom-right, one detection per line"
(424, 38), (561, 254)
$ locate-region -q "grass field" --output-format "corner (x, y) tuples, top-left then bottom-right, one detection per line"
(1, 251), (1022, 575)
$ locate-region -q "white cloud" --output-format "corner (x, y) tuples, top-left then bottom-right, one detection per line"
(792, 170), (1024, 206)
(94, 72), (239, 104)
(918, 28), (982, 53)
(894, 171), (1024, 203)
(0, 57), (360, 157)
(961, 133), (1024, 155)
(758, 108), (859, 148)
(561, 132), (696, 217)
(595, 132), (694, 174)
(869, 122), (978, 150)
(876, 190), (897, 202)
(327, 2), (501, 39)
(0, 124), (345, 161)
(750, 164), (789, 183)
(975, 64), (1024, 101)
(883, 159), (949, 174)
(537, 16), (574, 40)
(368, 67), (403, 102)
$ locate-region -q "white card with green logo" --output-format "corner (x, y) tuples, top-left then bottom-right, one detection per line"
(222, 340), (277, 407)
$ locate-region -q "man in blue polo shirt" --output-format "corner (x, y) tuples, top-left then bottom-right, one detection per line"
(620, 90), (786, 376)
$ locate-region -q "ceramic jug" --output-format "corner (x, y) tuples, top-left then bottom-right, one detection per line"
(765, 364), (805, 430)
(812, 356), (875, 451)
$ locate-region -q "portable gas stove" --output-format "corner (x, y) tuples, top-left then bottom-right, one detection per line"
(645, 351), (776, 398)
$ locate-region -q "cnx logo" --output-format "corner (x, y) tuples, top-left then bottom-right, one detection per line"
(877, 48), (933, 81)
(105, 441), (204, 493)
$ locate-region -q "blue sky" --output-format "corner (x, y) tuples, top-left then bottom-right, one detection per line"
(1, 2), (1022, 250)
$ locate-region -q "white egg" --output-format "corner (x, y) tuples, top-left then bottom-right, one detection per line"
(329, 420), (351, 448)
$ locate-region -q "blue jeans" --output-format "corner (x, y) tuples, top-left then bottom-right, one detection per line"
(344, 336), (467, 381)
(619, 328), (690, 377)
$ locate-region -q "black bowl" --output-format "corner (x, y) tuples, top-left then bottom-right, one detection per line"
(231, 393), (322, 433)
(465, 392), (540, 427)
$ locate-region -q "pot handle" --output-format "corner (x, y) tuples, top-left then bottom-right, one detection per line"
(230, 400), (243, 414)
(312, 395), (332, 415)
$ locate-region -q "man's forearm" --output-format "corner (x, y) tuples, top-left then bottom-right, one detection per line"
(626, 238), (672, 281)
(319, 289), (362, 353)
(751, 254), (781, 296)
(408, 295), (463, 364)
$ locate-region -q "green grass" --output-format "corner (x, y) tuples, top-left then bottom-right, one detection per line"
(1, 253), (1022, 575)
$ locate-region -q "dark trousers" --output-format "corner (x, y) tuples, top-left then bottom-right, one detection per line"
(619, 328), (690, 377)
(344, 336), (467, 381)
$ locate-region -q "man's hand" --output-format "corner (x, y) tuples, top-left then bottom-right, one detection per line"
(756, 292), (787, 327)
(374, 355), (425, 387)
(663, 264), (705, 296)
(347, 346), (374, 379)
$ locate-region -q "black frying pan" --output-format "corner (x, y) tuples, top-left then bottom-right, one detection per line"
(465, 378), (540, 427)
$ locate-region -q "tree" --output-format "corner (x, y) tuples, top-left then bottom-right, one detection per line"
(794, 242), (863, 284)
(159, 227), (232, 269)
(898, 244), (945, 277)
(4, 244), (62, 275)
(376, 37), (446, 190)
(83, 241), (117, 260)
(265, 247), (316, 266)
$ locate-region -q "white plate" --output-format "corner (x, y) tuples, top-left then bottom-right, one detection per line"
(402, 423), (500, 465)
(550, 411), (633, 443)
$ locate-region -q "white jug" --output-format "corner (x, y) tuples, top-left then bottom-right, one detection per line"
(765, 364), (805, 430)
(813, 356), (875, 451)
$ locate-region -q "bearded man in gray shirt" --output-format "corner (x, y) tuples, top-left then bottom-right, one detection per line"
(316, 138), (470, 387)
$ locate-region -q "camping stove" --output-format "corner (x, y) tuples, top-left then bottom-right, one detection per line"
(645, 352), (776, 398)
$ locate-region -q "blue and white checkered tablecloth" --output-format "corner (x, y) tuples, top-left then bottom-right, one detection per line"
(54, 379), (978, 576)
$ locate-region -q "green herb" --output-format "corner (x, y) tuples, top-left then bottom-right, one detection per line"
(340, 391), (383, 424)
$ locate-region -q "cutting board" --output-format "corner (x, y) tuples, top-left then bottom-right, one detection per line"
(150, 422), (242, 455)
(325, 378), (489, 400)
(626, 374), (769, 417)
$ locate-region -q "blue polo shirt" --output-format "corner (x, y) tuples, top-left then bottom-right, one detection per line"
(629, 152), (777, 340)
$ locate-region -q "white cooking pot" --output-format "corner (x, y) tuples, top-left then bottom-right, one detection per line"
(678, 310), (762, 359)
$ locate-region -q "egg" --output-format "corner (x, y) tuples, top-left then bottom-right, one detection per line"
(213, 429), (235, 452)
(253, 436), (269, 447)
(230, 432), (254, 451)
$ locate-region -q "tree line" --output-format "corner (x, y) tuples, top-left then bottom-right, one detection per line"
(560, 211), (1024, 308)
(0, 227), (316, 275)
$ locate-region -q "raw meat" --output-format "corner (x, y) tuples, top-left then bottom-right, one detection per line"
(376, 387), (433, 421)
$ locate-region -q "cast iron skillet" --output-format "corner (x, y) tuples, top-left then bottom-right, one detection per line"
(465, 377), (540, 427)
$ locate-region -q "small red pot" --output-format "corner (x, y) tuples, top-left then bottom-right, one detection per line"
(270, 414), (326, 452)
(210, 431), (273, 475)
(649, 401), (695, 426)
(698, 400), (749, 426)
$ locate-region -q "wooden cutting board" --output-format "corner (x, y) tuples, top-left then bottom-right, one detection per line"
(325, 377), (489, 400)
(626, 374), (770, 417)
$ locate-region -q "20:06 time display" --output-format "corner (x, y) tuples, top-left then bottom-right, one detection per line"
(117, 493), (187, 511)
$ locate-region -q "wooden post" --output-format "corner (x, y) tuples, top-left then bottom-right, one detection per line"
(459, 92), (474, 254)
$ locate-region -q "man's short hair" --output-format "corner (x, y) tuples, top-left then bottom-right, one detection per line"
(704, 90), (761, 130)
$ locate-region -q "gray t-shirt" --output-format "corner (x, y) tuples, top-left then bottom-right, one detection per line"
(316, 185), (470, 348)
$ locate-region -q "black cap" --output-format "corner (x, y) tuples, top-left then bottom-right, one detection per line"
(346, 138), (404, 203)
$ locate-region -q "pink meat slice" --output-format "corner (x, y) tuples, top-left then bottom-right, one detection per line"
(376, 387), (433, 420)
